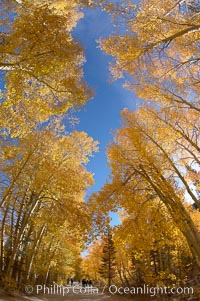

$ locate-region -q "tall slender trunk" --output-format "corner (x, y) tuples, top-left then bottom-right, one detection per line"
(141, 167), (200, 268)
(27, 224), (46, 280)
(5, 195), (40, 282)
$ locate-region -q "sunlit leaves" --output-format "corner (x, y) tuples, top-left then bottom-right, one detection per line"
(100, 0), (200, 109)
(0, 127), (97, 285)
(0, 1), (92, 136)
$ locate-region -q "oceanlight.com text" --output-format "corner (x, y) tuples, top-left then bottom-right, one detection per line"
(25, 283), (194, 297)
(109, 284), (194, 297)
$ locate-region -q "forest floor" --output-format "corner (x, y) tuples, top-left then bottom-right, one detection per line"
(0, 293), (153, 301)
(0, 284), (166, 301)
(0, 292), (157, 301)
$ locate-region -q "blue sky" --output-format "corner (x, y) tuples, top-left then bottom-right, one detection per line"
(73, 7), (138, 198)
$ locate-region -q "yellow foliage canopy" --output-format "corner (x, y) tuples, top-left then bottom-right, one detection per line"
(0, 1), (92, 136)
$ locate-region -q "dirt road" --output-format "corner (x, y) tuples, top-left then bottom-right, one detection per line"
(0, 284), (152, 301)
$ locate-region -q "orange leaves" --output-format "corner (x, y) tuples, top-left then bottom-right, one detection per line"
(0, 0), (99, 287)
(90, 102), (200, 269)
(100, 0), (200, 110)
(0, 126), (97, 284)
(81, 239), (103, 280)
(0, 1), (92, 137)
